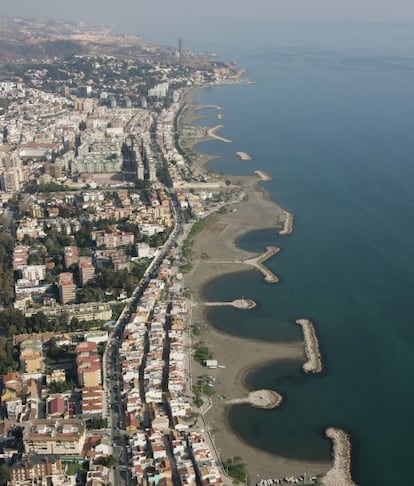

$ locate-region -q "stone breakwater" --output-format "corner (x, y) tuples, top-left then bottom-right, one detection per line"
(295, 319), (322, 373)
(212, 246), (279, 283)
(204, 298), (257, 310)
(254, 169), (272, 181)
(236, 151), (252, 160)
(279, 211), (294, 235)
(226, 389), (283, 409)
(322, 428), (357, 486)
(244, 246), (280, 283)
(207, 124), (232, 143)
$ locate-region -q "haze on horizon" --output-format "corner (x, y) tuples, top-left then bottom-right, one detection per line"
(1, 0), (414, 48)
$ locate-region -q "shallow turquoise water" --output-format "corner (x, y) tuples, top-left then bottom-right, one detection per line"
(196, 43), (414, 485)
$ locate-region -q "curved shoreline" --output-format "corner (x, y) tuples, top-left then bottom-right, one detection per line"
(180, 86), (331, 480)
(197, 319), (329, 479)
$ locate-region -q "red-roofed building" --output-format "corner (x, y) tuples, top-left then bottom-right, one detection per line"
(2, 372), (21, 392)
(64, 246), (79, 269)
(58, 272), (76, 304)
(47, 397), (66, 418)
(81, 387), (103, 416)
(75, 341), (98, 354)
(76, 342), (101, 388)
(96, 231), (134, 249)
(13, 246), (29, 270)
(79, 257), (95, 286)
(82, 434), (102, 458)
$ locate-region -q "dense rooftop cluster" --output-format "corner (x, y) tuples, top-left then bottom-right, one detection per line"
(0, 14), (243, 486)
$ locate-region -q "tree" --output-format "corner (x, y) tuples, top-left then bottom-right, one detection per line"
(0, 336), (19, 374)
(25, 312), (49, 333)
(0, 308), (25, 337)
(223, 457), (249, 485)
(0, 231), (15, 307)
(96, 455), (116, 468)
(194, 342), (212, 362)
(49, 380), (76, 393)
(0, 464), (11, 485)
(89, 417), (108, 429)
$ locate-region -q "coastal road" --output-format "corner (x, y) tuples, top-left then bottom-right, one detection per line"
(102, 164), (185, 484)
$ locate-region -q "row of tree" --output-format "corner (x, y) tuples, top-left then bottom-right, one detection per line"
(0, 228), (15, 307)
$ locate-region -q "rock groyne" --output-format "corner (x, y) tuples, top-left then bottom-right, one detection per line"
(254, 170), (272, 181)
(279, 210), (294, 235)
(322, 428), (357, 486)
(236, 151), (252, 160)
(244, 246), (280, 283)
(204, 298), (257, 310)
(295, 318), (322, 373)
(226, 389), (282, 409)
(207, 124), (232, 143)
(231, 298), (257, 309)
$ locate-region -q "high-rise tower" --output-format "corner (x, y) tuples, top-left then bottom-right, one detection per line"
(178, 37), (183, 61)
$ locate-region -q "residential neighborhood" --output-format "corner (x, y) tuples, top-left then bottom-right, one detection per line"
(0, 14), (242, 486)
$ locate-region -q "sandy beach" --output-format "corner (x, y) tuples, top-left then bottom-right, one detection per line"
(179, 87), (330, 480)
(190, 309), (330, 479)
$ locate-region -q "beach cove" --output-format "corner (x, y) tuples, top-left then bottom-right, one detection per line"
(176, 36), (414, 486)
(178, 87), (347, 482)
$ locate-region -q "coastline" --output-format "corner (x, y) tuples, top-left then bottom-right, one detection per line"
(179, 86), (331, 479)
(191, 312), (328, 480)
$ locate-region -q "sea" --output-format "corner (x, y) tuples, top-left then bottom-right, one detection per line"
(189, 24), (414, 486)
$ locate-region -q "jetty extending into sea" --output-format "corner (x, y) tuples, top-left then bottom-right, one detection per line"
(207, 124), (232, 143)
(204, 298), (257, 310)
(295, 318), (322, 373)
(244, 246), (280, 283)
(254, 170), (272, 181)
(226, 389), (282, 409)
(236, 151), (252, 160)
(322, 428), (357, 486)
(212, 247), (280, 283)
(279, 211), (294, 235)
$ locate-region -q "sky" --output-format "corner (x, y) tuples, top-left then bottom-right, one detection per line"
(1, 0), (414, 51)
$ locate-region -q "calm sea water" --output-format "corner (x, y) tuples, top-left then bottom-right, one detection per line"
(196, 40), (414, 485)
